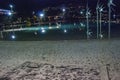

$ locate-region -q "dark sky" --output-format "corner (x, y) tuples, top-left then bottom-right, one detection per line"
(0, 0), (120, 16)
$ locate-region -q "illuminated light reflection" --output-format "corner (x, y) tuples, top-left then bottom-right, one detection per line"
(8, 12), (12, 16)
(41, 27), (44, 30)
(40, 13), (44, 17)
(41, 29), (46, 33)
(64, 29), (67, 33)
(11, 35), (16, 39)
(9, 4), (13, 8)
(49, 27), (52, 29)
(34, 32), (37, 35)
(56, 26), (60, 29)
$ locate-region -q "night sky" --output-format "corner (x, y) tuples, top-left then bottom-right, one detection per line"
(0, 0), (120, 16)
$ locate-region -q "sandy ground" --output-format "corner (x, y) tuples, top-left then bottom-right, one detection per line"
(0, 40), (120, 80)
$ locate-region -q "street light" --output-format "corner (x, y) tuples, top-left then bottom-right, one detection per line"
(9, 4), (13, 13)
(40, 13), (44, 18)
(80, 11), (83, 15)
(99, 5), (104, 39)
(9, 4), (13, 8)
(8, 11), (12, 16)
(62, 8), (66, 12)
(108, 0), (115, 39)
(41, 29), (46, 34)
(9, 4), (14, 36)
(39, 13), (45, 24)
(11, 34), (16, 40)
(9, 4), (13, 16)
(62, 8), (66, 24)
(96, 0), (100, 39)
(86, 3), (91, 39)
(64, 29), (67, 33)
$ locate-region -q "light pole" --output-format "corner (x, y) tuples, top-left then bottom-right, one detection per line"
(86, 3), (91, 39)
(9, 4), (13, 19)
(9, 4), (13, 11)
(0, 31), (3, 39)
(99, 5), (104, 39)
(39, 13), (44, 24)
(62, 8), (66, 23)
(108, 0), (115, 39)
(9, 4), (13, 22)
(9, 4), (15, 38)
(96, 0), (99, 39)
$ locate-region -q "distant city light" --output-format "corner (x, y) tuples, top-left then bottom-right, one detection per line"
(56, 26), (60, 29)
(74, 23), (76, 26)
(41, 29), (46, 33)
(64, 29), (67, 33)
(100, 8), (103, 12)
(40, 13), (44, 17)
(9, 4), (13, 8)
(41, 27), (44, 30)
(99, 34), (103, 39)
(62, 8), (66, 12)
(88, 12), (91, 15)
(80, 23), (85, 27)
(113, 14), (116, 18)
(80, 11), (83, 14)
(49, 27), (52, 29)
(32, 11), (35, 15)
(34, 32), (37, 35)
(11, 35), (16, 39)
(8, 11), (12, 16)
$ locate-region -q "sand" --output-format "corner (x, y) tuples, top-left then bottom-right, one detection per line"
(0, 40), (120, 80)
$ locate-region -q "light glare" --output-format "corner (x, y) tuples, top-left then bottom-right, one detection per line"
(11, 35), (16, 39)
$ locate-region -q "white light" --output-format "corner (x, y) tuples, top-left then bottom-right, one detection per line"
(88, 12), (91, 15)
(113, 14), (116, 18)
(100, 34), (103, 39)
(11, 35), (16, 39)
(41, 29), (46, 33)
(9, 5), (13, 8)
(41, 27), (44, 30)
(80, 23), (85, 27)
(32, 11), (35, 15)
(34, 32), (37, 35)
(49, 27), (52, 29)
(64, 29), (67, 33)
(56, 26), (60, 29)
(80, 11), (83, 14)
(8, 12), (12, 16)
(74, 23), (76, 26)
(62, 8), (66, 12)
(40, 13), (44, 17)
(100, 8), (103, 12)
